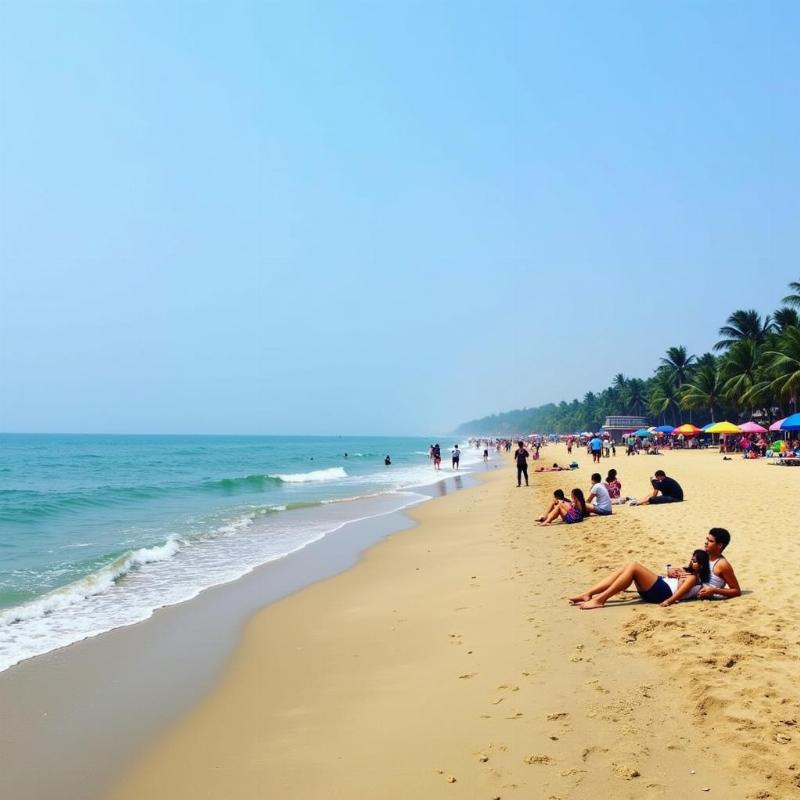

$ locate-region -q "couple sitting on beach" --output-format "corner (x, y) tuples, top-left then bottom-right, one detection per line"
(536, 472), (613, 525)
(570, 527), (741, 610)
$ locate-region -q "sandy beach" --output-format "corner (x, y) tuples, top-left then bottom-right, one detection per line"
(108, 448), (799, 799)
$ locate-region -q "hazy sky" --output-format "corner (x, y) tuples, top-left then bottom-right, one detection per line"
(1, 1), (798, 435)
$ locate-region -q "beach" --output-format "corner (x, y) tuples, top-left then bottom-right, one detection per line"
(101, 447), (797, 799)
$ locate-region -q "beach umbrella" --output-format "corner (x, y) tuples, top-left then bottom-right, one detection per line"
(633, 428), (651, 437)
(705, 421), (741, 434)
(769, 418), (787, 432)
(701, 423), (715, 432)
(738, 421), (767, 433)
(780, 413), (800, 431)
(673, 424), (701, 435)
(655, 425), (674, 433)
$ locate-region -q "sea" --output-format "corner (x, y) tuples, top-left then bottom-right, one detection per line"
(0, 434), (484, 673)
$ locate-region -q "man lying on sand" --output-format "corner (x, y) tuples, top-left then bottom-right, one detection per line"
(534, 462), (571, 472)
(569, 527), (741, 610)
(627, 469), (683, 505)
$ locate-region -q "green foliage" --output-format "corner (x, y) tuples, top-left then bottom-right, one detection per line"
(456, 281), (800, 435)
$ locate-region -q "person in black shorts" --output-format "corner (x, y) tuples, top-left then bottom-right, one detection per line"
(514, 440), (530, 487)
(628, 469), (684, 505)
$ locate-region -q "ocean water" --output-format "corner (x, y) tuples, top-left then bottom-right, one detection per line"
(0, 434), (483, 672)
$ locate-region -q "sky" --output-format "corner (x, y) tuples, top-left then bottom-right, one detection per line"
(1, 1), (798, 435)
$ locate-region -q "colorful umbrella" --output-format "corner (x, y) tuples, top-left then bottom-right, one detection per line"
(701, 423), (715, 432)
(654, 425), (674, 433)
(738, 421), (767, 433)
(780, 413), (800, 431)
(769, 418), (787, 432)
(705, 421), (741, 434)
(673, 424), (701, 435)
(633, 428), (651, 437)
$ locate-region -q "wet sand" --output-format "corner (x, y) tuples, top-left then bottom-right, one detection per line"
(0, 478), (474, 800)
(110, 448), (798, 799)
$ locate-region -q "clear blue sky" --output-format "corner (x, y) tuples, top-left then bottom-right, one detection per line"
(1, 1), (798, 435)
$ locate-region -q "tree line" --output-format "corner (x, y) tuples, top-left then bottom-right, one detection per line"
(456, 280), (800, 436)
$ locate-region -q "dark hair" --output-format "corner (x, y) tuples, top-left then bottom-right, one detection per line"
(571, 488), (587, 516)
(708, 527), (731, 550)
(654, 469), (666, 478)
(518, 440), (524, 446)
(554, 489), (566, 500)
(606, 468), (617, 481)
(685, 549), (711, 583)
(591, 472), (601, 483)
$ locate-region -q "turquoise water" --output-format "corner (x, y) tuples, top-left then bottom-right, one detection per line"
(0, 434), (481, 671)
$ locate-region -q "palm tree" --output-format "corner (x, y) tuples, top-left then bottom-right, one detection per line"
(719, 339), (765, 415)
(659, 345), (696, 389)
(764, 326), (800, 415)
(782, 280), (800, 309)
(774, 307), (800, 332)
(695, 352), (717, 371)
(649, 371), (678, 424)
(714, 309), (775, 352)
(622, 378), (647, 417)
(680, 363), (724, 423)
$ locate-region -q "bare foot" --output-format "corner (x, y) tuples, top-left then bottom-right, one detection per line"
(579, 599), (606, 610)
(569, 594), (591, 604)
(535, 516), (545, 523)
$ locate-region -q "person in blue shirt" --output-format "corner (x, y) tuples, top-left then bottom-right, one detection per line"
(589, 435), (603, 463)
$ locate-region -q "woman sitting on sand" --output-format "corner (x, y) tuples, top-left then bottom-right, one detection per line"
(569, 549), (711, 609)
(537, 488), (586, 525)
(536, 489), (566, 522)
(604, 468), (624, 504)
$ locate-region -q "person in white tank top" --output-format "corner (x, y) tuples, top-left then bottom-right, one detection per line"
(569, 528), (741, 609)
(668, 528), (741, 600)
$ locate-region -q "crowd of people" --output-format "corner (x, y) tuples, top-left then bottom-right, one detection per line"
(519, 446), (740, 610)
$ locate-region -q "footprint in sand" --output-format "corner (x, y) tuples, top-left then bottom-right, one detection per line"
(523, 754), (555, 765)
(458, 672), (478, 679)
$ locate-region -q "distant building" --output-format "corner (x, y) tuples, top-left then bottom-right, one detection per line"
(602, 415), (649, 441)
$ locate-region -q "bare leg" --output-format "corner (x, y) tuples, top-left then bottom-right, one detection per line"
(580, 563), (660, 609)
(569, 564), (628, 603)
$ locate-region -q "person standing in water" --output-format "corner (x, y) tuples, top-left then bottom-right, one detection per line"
(451, 444), (461, 470)
(384, 455), (391, 466)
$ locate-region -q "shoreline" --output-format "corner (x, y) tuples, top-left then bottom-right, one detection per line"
(109, 450), (790, 799)
(0, 470), (480, 800)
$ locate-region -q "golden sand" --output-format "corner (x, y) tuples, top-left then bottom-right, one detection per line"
(110, 448), (799, 799)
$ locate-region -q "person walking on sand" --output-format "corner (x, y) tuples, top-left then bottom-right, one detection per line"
(514, 440), (530, 487)
(589, 434), (603, 463)
(569, 528), (740, 609)
(628, 469), (683, 505)
(433, 443), (442, 470)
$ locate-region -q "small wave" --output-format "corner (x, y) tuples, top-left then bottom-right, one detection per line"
(210, 474), (283, 493)
(273, 467), (347, 483)
(0, 538), (181, 626)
